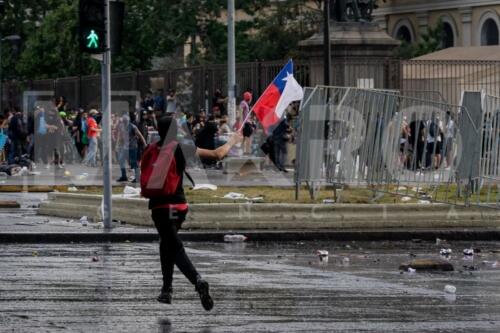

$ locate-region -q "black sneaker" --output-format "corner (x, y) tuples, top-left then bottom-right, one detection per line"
(195, 279), (214, 311)
(157, 286), (172, 304)
(117, 176), (128, 182)
(130, 178), (137, 183)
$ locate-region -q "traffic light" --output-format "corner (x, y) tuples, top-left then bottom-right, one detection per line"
(79, 0), (106, 54)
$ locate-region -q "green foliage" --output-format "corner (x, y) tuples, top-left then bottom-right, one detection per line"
(5, 0), (320, 79)
(394, 21), (445, 59)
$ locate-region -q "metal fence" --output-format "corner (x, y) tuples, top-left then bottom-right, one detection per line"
(296, 86), (499, 208)
(4, 58), (500, 113)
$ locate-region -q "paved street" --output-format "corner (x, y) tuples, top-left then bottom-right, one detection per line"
(1, 241), (500, 332)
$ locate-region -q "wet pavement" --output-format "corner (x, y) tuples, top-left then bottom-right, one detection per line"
(1, 240), (500, 332)
(0, 193), (150, 234)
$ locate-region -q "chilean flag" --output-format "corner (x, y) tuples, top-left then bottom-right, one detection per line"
(252, 60), (304, 132)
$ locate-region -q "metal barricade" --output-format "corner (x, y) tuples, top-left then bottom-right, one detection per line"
(296, 86), (498, 208)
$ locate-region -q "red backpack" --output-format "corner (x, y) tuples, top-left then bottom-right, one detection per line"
(140, 141), (181, 198)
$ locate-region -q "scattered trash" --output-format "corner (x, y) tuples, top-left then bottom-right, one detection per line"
(463, 248), (474, 256)
(436, 238), (442, 245)
(95, 222), (104, 229)
(316, 250), (329, 262)
(223, 192), (246, 200)
(397, 186), (407, 191)
(32, 251), (38, 256)
(76, 173), (89, 180)
(342, 257), (350, 265)
(67, 186), (78, 192)
(444, 285), (457, 294)
(418, 200), (431, 204)
(64, 170), (72, 177)
(408, 267), (416, 273)
(80, 216), (88, 226)
(192, 184), (218, 191)
(91, 256), (99, 262)
(401, 196), (412, 202)
(323, 199), (336, 204)
(123, 186), (141, 196)
(399, 259), (454, 272)
(224, 234), (247, 243)
(440, 248), (452, 256)
(247, 196), (264, 202)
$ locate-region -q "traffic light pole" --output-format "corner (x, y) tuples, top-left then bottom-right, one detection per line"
(101, 0), (112, 229)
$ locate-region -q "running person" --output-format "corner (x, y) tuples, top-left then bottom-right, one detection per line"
(143, 115), (242, 311)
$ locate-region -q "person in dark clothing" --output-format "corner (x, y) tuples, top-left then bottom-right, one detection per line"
(195, 115), (218, 167)
(212, 89), (227, 116)
(272, 117), (292, 172)
(7, 109), (26, 164)
(149, 115), (242, 310)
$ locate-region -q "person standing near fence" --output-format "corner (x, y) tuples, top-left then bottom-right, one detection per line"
(82, 109), (101, 167)
(116, 114), (146, 183)
(7, 108), (27, 165)
(240, 91), (254, 155)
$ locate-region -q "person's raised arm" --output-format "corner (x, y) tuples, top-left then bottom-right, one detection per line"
(196, 132), (242, 161)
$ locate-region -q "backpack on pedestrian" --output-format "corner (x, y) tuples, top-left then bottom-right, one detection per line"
(140, 141), (180, 198)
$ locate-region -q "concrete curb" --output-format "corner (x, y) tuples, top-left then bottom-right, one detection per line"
(2, 229), (500, 243)
(38, 193), (500, 230)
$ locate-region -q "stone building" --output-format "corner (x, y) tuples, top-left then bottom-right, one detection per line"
(374, 0), (500, 47)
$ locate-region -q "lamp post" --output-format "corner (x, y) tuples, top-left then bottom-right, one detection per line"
(324, 0), (331, 86)
(0, 34), (21, 113)
(227, 0), (236, 126)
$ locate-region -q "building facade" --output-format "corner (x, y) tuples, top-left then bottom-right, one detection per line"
(374, 0), (500, 47)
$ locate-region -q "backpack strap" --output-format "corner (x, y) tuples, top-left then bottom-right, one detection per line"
(184, 170), (196, 188)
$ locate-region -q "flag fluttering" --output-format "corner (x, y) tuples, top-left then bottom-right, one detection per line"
(252, 60), (304, 132)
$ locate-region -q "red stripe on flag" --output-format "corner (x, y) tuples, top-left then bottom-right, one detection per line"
(252, 84), (281, 131)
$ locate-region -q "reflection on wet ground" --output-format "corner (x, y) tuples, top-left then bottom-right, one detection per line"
(1, 241), (500, 332)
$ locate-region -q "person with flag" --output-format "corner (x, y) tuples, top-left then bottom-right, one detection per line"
(240, 60), (303, 169)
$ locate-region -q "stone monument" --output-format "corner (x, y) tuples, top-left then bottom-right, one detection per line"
(299, 0), (400, 88)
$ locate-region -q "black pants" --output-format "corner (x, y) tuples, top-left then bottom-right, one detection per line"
(152, 208), (199, 289)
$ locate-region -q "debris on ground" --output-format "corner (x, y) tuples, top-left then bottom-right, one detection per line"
(463, 248), (474, 256)
(80, 216), (88, 226)
(323, 199), (335, 204)
(342, 257), (350, 265)
(316, 250), (329, 262)
(67, 186), (78, 192)
(192, 184), (218, 191)
(91, 256), (99, 262)
(436, 238), (443, 245)
(444, 285), (457, 294)
(122, 186), (141, 196)
(401, 196), (412, 202)
(418, 200), (431, 204)
(223, 192), (246, 200)
(407, 267), (416, 273)
(224, 234), (248, 243)
(76, 173), (89, 180)
(399, 259), (454, 272)
(32, 251), (38, 257)
(440, 248), (452, 256)
(95, 222), (104, 229)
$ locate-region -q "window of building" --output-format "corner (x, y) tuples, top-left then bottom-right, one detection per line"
(481, 18), (499, 45)
(441, 22), (455, 48)
(396, 25), (412, 43)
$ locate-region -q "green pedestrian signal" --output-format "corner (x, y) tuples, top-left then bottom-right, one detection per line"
(79, 0), (106, 54)
(86, 30), (99, 49)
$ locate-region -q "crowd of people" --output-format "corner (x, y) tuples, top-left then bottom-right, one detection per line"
(0, 89), (295, 179)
